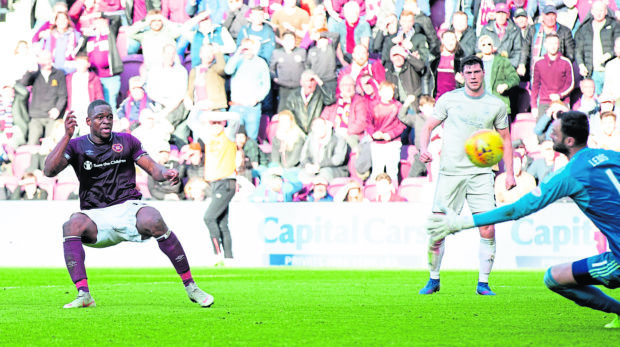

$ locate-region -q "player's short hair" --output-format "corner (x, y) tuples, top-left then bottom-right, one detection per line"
(400, 10), (415, 19)
(557, 111), (589, 146)
(87, 100), (112, 118)
(460, 55), (483, 72)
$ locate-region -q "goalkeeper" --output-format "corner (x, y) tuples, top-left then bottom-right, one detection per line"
(427, 111), (620, 329)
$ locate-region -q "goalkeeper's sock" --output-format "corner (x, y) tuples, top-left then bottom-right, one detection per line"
(428, 239), (445, 280)
(156, 231), (194, 286)
(544, 268), (620, 315)
(478, 237), (496, 283)
(63, 237), (89, 293)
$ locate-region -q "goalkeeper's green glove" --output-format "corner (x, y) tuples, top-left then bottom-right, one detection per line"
(425, 207), (475, 243)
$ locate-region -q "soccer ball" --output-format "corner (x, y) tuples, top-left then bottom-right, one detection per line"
(464, 129), (504, 167)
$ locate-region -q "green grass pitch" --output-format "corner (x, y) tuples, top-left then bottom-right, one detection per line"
(1, 268), (618, 346)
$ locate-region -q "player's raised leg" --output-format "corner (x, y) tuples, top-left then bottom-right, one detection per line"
(477, 225), (496, 295)
(136, 206), (214, 307)
(62, 213), (98, 308)
(544, 256), (620, 328)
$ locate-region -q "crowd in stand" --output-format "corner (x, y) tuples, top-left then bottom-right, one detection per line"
(0, 0), (619, 203)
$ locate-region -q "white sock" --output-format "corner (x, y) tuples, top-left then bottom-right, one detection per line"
(428, 239), (445, 280)
(478, 237), (496, 283)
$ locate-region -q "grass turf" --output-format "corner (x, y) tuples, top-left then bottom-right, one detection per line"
(1, 268), (618, 346)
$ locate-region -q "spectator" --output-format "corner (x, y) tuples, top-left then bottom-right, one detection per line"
(4, 40), (38, 86)
(81, 15), (124, 112)
(181, 10), (236, 68)
(495, 152), (536, 204)
(126, 10), (182, 68)
(10, 172), (48, 200)
(270, 31), (307, 112)
(143, 43), (189, 146)
(225, 37), (271, 141)
(30, 0), (67, 31)
(526, 140), (560, 184)
(371, 172), (405, 202)
(306, 175), (333, 202)
(179, 141), (205, 182)
(131, 108), (174, 156)
(477, 35), (520, 117)
(407, 95), (436, 178)
(305, 30), (340, 97)
(0, 84), (25, 148)
(68, 0), (104, 32)
(371, 13), (399, 65)
(117, 76), (157, 131)
(372, 10), (431, 67)
(161, 0), (191, 23)
(65, 53), (104, 136)
(184, 177), (209, 201)
(222, 0), (249, 41)
(282, 70), (336, 135)
(531, 34), (575, 130)
(147, 144), (184, 200)
(451, 11), (477, 57)
(37, 11), (81, 73)
(513, 8), (530, 40)
(320, 74), (368, 151)
(123, 0), (161, 25)
(384, 44), (425, 109)
(574, 1), (620, 96)
(250, 166), (303, 202)
(184, 43), (227, 112)
(17, 50), (67, 145)
(270, 0), (310, 45)
(271, 110), (306, 169)
(404, 2), (441, 53)
(298, 117), (349, 183)
(601, 37), (620, 107)
(590, 111), (620, 151)
(334, 179), (365, 202)
(556, 0), (581, 36)
(298, 5), (330, 49)
(478, 4), (522, 68)
(186, 0), (228, 25)
(517, 5), (575, 78)
(235, 125), (269, 182)
(367, 81), (406, 182)
(236, 6), (276, 62)
(337, 44), (386, 94)
(325, 0), (366, 22)
(573, 79), (601, 134)
(186, 108), (240, 262)
(430, 30), (464, 99)
(329, 1), (371, 66)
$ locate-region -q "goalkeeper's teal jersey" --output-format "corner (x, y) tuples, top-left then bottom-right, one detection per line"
(474, 148), (620, 261)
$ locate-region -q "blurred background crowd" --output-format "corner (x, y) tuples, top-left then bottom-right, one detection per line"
(0, 0), (618, 203)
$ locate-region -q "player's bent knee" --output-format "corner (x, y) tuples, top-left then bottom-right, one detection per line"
(136, 207), (168, 237)
(62, 214), (94, 237)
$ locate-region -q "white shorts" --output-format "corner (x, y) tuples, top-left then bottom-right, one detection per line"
(77, 200), (149, 248)
(432, 173), (496, 214)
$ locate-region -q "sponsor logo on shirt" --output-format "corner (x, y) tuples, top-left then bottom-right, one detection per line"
(112, 144), (123, 153)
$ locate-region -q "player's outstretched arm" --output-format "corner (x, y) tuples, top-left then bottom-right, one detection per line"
(43, 111), (76, 177)
(136, 155), (180, 184)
